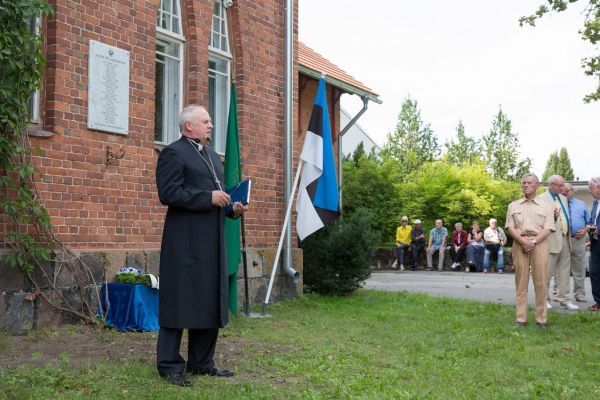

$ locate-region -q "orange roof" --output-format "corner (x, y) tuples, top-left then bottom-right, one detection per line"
(298, 42), (380, 101)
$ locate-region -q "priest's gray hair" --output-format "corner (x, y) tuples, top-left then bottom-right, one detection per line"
(179, 105), (208, 132)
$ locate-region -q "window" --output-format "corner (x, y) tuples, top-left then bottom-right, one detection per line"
(155, 0), (184, 144)
(27, 15), (41, 123)
(208, 0), (232, 153)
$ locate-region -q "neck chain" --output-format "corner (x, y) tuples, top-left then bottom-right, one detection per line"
(187, 138), (222, 190)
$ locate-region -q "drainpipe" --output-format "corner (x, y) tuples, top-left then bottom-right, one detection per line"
(338, 95), (369, 214)
(283, 0), (299, 283)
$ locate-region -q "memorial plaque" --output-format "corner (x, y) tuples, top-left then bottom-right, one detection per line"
(87, 40), (129, 135)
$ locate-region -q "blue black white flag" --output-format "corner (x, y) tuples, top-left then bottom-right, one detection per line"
(296, 77), (339, 241)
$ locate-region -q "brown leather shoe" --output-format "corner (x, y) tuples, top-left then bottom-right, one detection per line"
(590, 303), (600, 311)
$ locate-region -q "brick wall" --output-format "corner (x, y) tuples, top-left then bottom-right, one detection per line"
(32, 0), (162, 248)
(0, 1), (310, 328)
(14, 0), (301, 252)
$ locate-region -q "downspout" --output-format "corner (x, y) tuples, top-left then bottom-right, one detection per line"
(338, 95), (369, 214)
(283, 0), (299, 283)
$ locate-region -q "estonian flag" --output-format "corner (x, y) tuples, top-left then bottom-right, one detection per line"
(296, 77), (339, 241)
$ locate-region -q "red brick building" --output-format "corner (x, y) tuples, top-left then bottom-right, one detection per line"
(0, 0), (378, 331)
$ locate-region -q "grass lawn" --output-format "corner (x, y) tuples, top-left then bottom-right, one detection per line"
(1, 290), (599, 399)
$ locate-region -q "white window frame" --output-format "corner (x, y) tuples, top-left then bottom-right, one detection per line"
(28, 15), (41, 123)
(155, 0), (184, 145)
(208, 0), (232, 154)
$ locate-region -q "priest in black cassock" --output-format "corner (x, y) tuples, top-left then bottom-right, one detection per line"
(155, 105), (247, 387)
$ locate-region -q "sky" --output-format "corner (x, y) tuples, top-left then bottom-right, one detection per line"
(298, 0), (599, 181)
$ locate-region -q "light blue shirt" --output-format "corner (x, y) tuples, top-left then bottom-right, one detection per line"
(429, 227), (448, 248)
(568, 197), (589, 235)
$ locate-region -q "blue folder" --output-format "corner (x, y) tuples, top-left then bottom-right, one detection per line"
(224, 179), (251, 213)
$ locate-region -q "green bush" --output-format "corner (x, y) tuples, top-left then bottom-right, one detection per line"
(301, 210), (379, 296)
(113, 273), (151, 286)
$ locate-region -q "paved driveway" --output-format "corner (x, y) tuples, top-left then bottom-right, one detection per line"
(364, 271), (595, 314)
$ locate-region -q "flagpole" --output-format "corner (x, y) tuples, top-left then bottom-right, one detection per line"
(240, 215), (251, 316)
(262, 159), (303, 315)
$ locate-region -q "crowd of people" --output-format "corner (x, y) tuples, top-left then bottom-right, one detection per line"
(393, 217), (507, 273)
(393, 173), (600, 325)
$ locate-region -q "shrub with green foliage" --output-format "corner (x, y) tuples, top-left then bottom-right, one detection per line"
(342, 148), (400, 242)
(398, 161), (521, 231)
(300, 209), (379, 296)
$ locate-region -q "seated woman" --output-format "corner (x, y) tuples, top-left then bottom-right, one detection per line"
(466, 221), (485, 272)
(449, 222), (468, 270)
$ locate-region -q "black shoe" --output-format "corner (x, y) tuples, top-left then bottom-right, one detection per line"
(536, 322), (548, 328)
(160, 372), (192, 387)
(515, 321), (527, 328)
(188, 366), (234, 377)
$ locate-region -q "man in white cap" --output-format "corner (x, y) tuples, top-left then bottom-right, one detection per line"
(410, 219), (426, 270)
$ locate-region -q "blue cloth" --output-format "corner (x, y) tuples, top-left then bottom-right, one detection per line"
(429, 227), (448, 248)
(99, 283), (159, 331)
(568, 197), (590, 235)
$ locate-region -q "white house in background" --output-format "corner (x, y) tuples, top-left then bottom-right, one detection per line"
(340, 108), (381, 157)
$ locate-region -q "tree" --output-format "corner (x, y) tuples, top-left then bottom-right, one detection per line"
(520, 1), (600, 103)
(342, 151), (401, 242)
(482, 107), (532, 181)
(397, 161), (521, 232)
(542, 147), (575, 181)
(381, 97), (439, 178)
(444, 120), (482, 167)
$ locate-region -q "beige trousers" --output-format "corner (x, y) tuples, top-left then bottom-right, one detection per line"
(513, 240), (549, 324)
(570, 236), (587, 300)
(547, 235), (572, 304)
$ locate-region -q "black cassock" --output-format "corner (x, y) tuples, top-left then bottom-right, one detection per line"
(156, 136), (229, 329)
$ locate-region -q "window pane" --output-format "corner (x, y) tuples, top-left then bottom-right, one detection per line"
(208, 55), (229, 153)
(221, 37), (227, 52)
(157, 0), (181, 35)
(154, 58), (165, 142)
(155, 39), (181, 144)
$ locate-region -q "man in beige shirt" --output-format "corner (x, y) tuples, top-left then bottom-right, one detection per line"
(506, 173), (555, 327)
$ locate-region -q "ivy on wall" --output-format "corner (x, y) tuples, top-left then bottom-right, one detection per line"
(0, 1), (101, 325)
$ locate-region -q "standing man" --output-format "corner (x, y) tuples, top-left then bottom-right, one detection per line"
(588, 177), (600, 311)
(394, 216), (412, 271)
(426, 219), (448, 272)
(563, 183), (589, 303)
(539, 175), (578, 310)
(506, 173), (554, 327)
(410, 219), (426, 270)
(155, 105), (248, 387)
(482, 218), (507, 273)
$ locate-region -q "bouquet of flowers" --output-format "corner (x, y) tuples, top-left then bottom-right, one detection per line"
(114, 266), (159, 289)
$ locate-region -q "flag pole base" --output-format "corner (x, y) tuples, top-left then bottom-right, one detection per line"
(240, 303), (271, 318)
(261, 302), (270, 317)
(245, 312), (271, 318)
